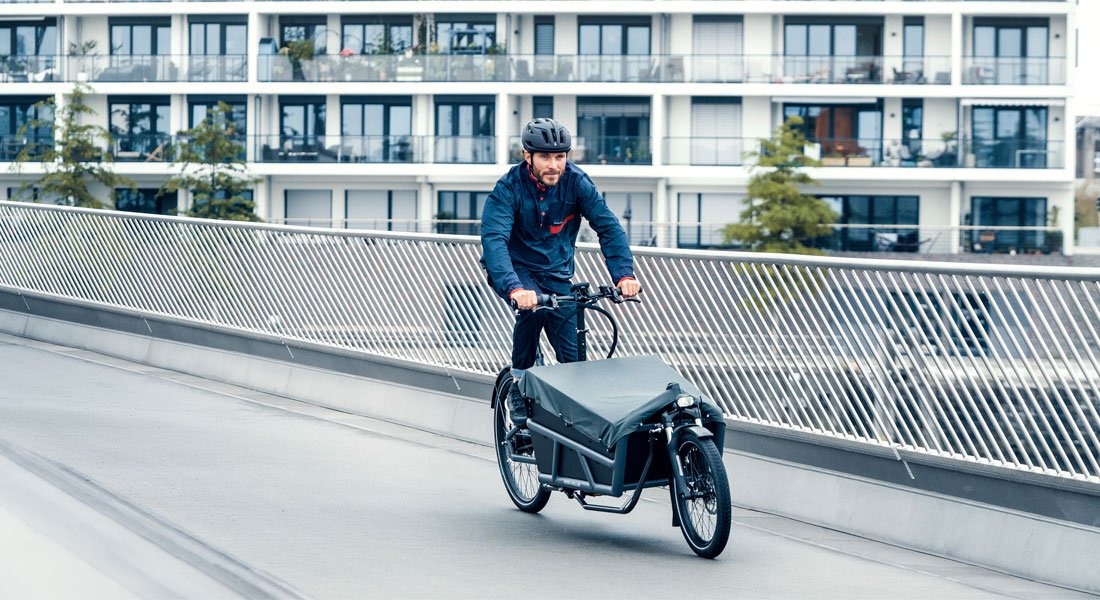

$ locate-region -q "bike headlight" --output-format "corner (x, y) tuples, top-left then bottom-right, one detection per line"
(676, 394), (695, 408)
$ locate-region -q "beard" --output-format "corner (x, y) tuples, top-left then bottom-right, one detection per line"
(532, 163), (561, 186)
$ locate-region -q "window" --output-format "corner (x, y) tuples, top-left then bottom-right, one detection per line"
(973, 19), (1048, 84)
(602, 192), (652, 245)
(972, 106), (1047, 168)
(784, 102), (882, 164)
(189, 17), (247, 81)
(345, 190), (417, 230)
(281, 16), (327, 55)
(0, 19), (56, 56)
(970, 197), (1048, 253)
(901, 17), (924, 81)
(532, 96), (553, 120)
(0, 19), (56, 81)
(109, 96), (171, 160)
(435, 96), (494, 163)
(816, 195), (919, 252)
(784, 18), (883, 83)
(116, 188), (177, 215)
(534, 17), (554, 55)
(901, 99), (923, 164)
(0, 97), (52, 160)
(285, 189), (332, 227)
(342, 17), (413, 55)
(110, 18), (170, 55)
(693, 16), (743, 82)
(280, 96), (326, 146)
(576, 97), (650, 164)
(677, 193), (745, 248)
(435, 16), (495, 54)
(437, 191), (488, 234)
(189, 18), (246, 56)
(690, 98), (742, 165)
(578, 17), (651, 82)
(340, 96), (412, 162)
(189, 96), (246, 132)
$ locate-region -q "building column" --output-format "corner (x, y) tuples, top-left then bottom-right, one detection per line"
(496, 92), (510, 165)
(949, 180), (962, 254)
(418, 176), (434, 228)
(654, 178), (669, 248)
(248, 12), (261, 83)
(950, 12), (963, 87)
(651, 93), (665, 167)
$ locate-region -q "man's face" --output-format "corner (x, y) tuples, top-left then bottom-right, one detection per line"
(525, 151), (568, 187)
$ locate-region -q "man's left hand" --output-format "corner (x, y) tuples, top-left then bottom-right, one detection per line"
(618, 278), (641, 298)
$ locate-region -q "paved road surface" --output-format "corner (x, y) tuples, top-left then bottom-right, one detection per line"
(0, 332), (1092, 599)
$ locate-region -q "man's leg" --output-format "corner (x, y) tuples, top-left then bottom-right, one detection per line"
(507, 278), (549, 427)
(544, 303), (580, 364)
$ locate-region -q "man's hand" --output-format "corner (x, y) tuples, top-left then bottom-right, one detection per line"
(510, 289), (538, 311)
(618, 278), (641, 298)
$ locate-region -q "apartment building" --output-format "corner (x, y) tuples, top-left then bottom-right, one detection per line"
(0, 0), (1077, 255)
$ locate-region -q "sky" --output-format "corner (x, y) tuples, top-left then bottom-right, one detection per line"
(1079, 0), (1100, 115)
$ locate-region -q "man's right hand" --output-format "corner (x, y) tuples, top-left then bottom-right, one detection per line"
(510, 289), (538, 311)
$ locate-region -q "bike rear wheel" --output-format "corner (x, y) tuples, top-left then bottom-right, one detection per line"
(494, 378), (550, 513)
(672, 431), (731, 558)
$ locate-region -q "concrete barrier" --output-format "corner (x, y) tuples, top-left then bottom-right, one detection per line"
(2, 289), (1098, 594)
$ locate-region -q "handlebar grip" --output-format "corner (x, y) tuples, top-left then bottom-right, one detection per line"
(510, 293), (555, 310)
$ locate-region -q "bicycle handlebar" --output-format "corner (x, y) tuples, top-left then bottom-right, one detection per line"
(510, 284), (642, 310)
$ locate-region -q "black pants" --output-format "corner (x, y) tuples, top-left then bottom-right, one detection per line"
(493, 273), (579, 371)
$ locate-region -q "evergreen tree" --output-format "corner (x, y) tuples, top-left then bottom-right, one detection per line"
(724, 116), (836, 254)
(162, 102), (261, 221)
(10, 82), (134, 208)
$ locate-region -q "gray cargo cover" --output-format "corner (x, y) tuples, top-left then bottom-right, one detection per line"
(520, 355), (725, 450)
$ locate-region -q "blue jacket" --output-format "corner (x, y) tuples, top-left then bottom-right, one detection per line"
(480, 161), (635, 299)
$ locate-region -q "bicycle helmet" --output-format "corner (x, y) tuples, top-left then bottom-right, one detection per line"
(521, 118), (572, 153)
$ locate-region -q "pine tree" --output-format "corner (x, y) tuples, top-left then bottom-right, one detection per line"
(162, 102), (261, 221)
(724, 116), (836, 254)
(10, 82), (134, 208)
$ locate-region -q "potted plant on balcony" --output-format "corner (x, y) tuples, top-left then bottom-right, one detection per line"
(1045, 205), (1063, 254)
(821, 151), (847, 167)
(284, 39), (315, 81)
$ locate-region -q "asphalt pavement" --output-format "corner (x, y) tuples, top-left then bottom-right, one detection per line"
(0, 332), (1092, 600)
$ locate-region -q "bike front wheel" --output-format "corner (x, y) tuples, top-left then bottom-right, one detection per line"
(672, 431), (731, 558)
(494, 379), (550, 513)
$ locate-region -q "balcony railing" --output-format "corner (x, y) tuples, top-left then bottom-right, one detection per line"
(67, 54), (248, 82)
(804, 137), (1064, 169)
(256, 135), (419, 163)
(0, 135), (52, 161)
(254, 53), (954, 85)
(508, 136), (651, 165)
(0, 55), (58, 83)
(963, 56), (1066, 85)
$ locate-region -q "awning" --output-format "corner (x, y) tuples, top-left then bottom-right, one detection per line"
(771, 97), (878, 105)
(961, 98), (1065, 107)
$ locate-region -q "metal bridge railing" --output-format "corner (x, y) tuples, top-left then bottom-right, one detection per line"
(1, 200), (1098, 484)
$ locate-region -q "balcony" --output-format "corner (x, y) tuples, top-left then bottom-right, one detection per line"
(963, 57), (1066, 85)
(0, 55), (58, 83)
(0, 136), (52, 161)
(258, 54), (509, 83)
(256, 135), (419, 163)
(110, 133), (176, 162)
(67, 55), (247, 83)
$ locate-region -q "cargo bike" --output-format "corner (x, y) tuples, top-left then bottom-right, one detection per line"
(491, 283), (732, 558)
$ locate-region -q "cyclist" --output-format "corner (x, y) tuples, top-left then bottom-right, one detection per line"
(480, 117), (641, 426)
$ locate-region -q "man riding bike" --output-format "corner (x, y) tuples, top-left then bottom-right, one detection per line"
(480, 117), (641, 426)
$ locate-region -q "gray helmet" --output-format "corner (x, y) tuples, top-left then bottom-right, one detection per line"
(521, 118), (572, 153)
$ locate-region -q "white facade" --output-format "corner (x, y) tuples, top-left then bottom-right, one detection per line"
(0, 0), (1078, 255)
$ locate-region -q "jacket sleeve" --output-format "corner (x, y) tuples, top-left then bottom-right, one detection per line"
(575, 175), (635, 283)
(480, 179), (525, 297)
